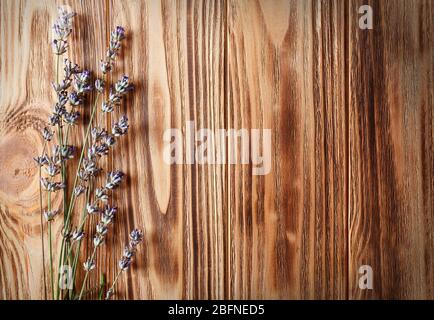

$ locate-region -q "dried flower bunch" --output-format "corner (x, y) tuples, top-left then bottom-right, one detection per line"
(34, 7), (142, 300)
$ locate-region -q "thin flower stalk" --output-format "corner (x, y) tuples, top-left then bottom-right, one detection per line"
(105, 229), (143, 300)
(35, 141), (48, 299)
(47, 191), (54, 299)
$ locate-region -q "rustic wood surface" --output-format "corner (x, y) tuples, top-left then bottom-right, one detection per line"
(227, 0), (347, 299)
(348, 0), (434, 299)
(0, 0), (432, 299)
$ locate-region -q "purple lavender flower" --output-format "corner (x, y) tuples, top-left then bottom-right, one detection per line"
(69, 91), (82, 106)
(52, 80), (70, 93)
(78, 169), (89, 181)
(40, 177), (65, 192)
(96, 222), (108, 236)
(86, 203), (101, 215)
(53, 102), (67, 117)
(108, 26), (125, 56)
(95, 144), (109, 157)
(34, 154), (49, 167)
(60, 145), (75, 160)
(52, 39), (68, 55)
(42, 127), (54, 141)
(64, 58), (81, 78)
(73, 70), (92, 94)
(118, 257), (132, 271)
(100, 60), (112, 74)
(111, 26), (125, 42)
(71, 229), (85, 242)
(101, 205), (117, 225)
(91, 127), (108, 142)
(48, 114), (61, 126)
(83, 258), (95, 271)
(64, 111), (80, 125)
(101, 101), (114, 113)
(95, 79), (105, 92)
(93, 234), (104, 247)
(116, 229), (144, 272)
(43, 210), (59, 222)
(102, 134), (116, 147)
(123, 245), (136, 259)
(74, 185), (86, 196)
(52, 7), (75, 40)
(82, 158), (99, 176)
(101, 26), (126, 74)
(112, 116), (129, 137)
(114, 75), (134, 94)
(95, 188), (109, 202)
(108, 90), (121, 105)
(129, 229), (144, 244)
(45, 163), (60, 177)
(57, 92), (69, 106)
(105, 170), (124, 189)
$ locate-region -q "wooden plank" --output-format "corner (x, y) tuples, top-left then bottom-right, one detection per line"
(0, 0), (107, 299)
(227, 0), (347, 299)
(1, 0), (433, 300)
(108, 0), (226, 299)
(348, 0), (434, 299)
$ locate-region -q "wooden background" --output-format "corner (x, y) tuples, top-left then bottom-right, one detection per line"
(0, 0), (432, 299)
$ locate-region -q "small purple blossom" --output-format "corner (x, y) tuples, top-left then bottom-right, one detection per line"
(105, 170), (124, 189)
(114, 75), (134, 94)
(95, 79), (105, 92)
(73, 70), (92, 94)
(112, 116), (129, 137)
(34, 154), (49, 167)
(52, 39), (68, 55)
(71, 229), (85, 242)
(40, 177), (65, 192)
(69, 91), (82, 106)
(43, 210), (59, 222)
(42, 127), (54, 141)
(52, 7), (75, 40)
(83, 258), (95, 271)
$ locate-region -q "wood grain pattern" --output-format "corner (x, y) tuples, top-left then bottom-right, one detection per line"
(227, 0), (347, 299)
(107, 0), (226, 299)
(348, 0), (434, 299)
(0, 0), (107, 299)
(0, 0), (61, 299)
(0, 0), (433, 299)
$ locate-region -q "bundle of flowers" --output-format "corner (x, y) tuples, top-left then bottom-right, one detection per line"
(34, 7), (142, 300)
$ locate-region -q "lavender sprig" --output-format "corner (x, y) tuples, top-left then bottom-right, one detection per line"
(100, 26), (125, 74)
(37, 8), (142, 300)
(78, 204), (118, 300)
(105, 229), (144, 300)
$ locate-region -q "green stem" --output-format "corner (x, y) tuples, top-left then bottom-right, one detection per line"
(56, 54), (60, 84)
(58, 126), (67, 225)
(64, 92), (100, 230)
(54, 52), (64, 300)
(48, 191), (54, 300)
(106, 269), (122, 299)
(38, 143), (47, 300)
(56, 94), (99, 298)
(70, 236), (83, 295)
(69, 178), (92, 297)
(48, 222), (54, 300)
(64, 125), (71, 146)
